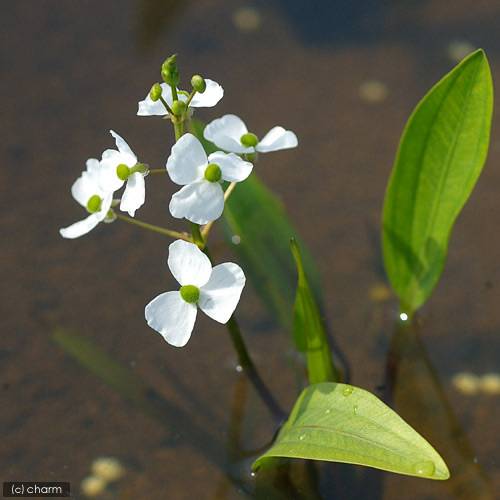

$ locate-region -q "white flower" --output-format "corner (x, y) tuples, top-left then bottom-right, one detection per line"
(100, 130), (146, 217)
(137, 80), (224, 116)
(59, 159), (114, 239)
(166, 133), (253, 224)
(145, 240), (246, 347)
(204, 114), (298, 154)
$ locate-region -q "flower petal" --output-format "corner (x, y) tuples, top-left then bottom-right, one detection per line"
(144, 291), (198, 347)
(256, 126), (298, 153)
(109, 130), (137, 164)
(137, 83), (175, 116)
(120, 172), (145, 217)
(99, 159), (125, 192)
(167, 240), (212, 287)
(190, 79), (224, 107)
(169, 181), (224, 225)
(59, 213), (101, 239)
(199, 263), (245, 323)
(208, 152), (253, 183)
(166, 133), (207, 185)
(71, 171), (100, 207)
(204, 114), (253, 154)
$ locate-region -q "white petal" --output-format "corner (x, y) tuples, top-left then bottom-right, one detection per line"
(59, 213), (101, 239)
(120, 173), (145, 217)
(169, 181), (224, 225)
(199, 263), (245, 323)
(190, 79), (224, 107)
(166, 133), (207, 185)
(71, 171), (100, 207)
(167, 240), (212, 287)
(208, 152), (253, 183)
(97, 192), (113, 221)
(98, 159), (125, 192)
(204, 114), (253, 154)
(86, 158), (100, 174)
(256, 126), (298, 153)
(144, 291), (197, 347)
(109, 130), (137, 163)
(137, 83), (175, 116)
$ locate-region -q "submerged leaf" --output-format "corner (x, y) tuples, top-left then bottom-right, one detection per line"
(253, 382), (450, 480)
(291, 239), (338, 383)
(382, 49), (493, 313)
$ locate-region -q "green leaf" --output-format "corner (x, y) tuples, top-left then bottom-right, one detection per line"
(189, 119), (322, 331)
(291, 239), (338, 383)
(382, 49), (493, 313)
(253, 382), (450, 480)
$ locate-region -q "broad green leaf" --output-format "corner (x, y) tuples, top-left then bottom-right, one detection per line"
(382, 49), (493, 313)
(253, 382), (450, 480)
(190, 119), (322, 332)
(291, 238), (338, 383)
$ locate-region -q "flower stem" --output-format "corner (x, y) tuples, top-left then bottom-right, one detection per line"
(190, 222), (205, 248)
(116, 213), (191, 241)
(159, 96), (174, 115)
(226, 315), (285, 421)
(148, 169), (166, 175)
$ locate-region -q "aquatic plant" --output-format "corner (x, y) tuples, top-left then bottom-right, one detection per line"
(58, 49), (495, 486)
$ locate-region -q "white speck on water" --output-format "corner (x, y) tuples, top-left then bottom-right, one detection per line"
(399, 312), (408, 321)
(231, 235), (241, 245)
(235, 364), (243, 373)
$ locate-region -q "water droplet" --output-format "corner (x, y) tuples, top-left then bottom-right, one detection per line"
(325, 408), (331, 414)
(414, 461), (435, 476)
(353, 405), (358, 415)
(235, 364), (243, 373)
(231, 235), (241, 245)
(399, 312), (409, 321)
(342, 386), (354, 397)
(250, 471), (256, 478)
(299, 434), (306, 441)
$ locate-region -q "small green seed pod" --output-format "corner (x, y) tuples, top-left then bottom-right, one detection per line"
(240, 132), (259, 147)
(180, 285), (200, 304)
(204, 163), (222, 182)
(116, 164), (130, 181)
(86, 195), (102, 213)
(171, 100), (187, 116)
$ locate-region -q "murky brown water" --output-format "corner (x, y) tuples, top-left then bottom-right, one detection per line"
(2, 1), (500, 498)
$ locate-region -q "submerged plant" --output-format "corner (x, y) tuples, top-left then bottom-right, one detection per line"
(58, 49), (495, 490)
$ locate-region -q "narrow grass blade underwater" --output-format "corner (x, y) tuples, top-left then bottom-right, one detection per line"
(382, 49), (493, 315)
(253, 382), (450, 480)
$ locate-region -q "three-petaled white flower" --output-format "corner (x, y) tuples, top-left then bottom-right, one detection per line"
(137, 80), (224, 116)
(145, 240), (246, 347)
(59, 159), (114, 239)
(166, 133), (253, 224)
(100, 130), (146, 217)
(204, 114), (298, 154)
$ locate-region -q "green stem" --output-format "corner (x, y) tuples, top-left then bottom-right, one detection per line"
(148, 169), (167, 175)
(116, 213), (190, 241)
(159, 96), (173, 115)
(185, 90), (197, 107)
(190, 222), (205, 248)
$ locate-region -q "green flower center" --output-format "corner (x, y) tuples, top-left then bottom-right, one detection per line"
(86, 195), (102, 213)
(180, 285), (200, 304)
(204, 163), (222, 183)
(240, 132), (258, 147)
(116, 164), (130, 181)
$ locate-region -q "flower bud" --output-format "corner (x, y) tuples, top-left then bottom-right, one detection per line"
(116, 164), (130, 181)
(204, 163), (222, 182)
(180, 285), (200, 304)
(171, 100), (187, 116)
(240, 132), (259, 147)
(149, 83), (162, 101)
(161, 54), (180, 87)
(191, 74), (206, 93)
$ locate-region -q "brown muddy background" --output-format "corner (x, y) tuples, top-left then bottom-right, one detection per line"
(1, 1), (500, 498)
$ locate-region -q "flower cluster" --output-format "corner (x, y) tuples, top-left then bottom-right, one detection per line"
(60, 54), (297, 346)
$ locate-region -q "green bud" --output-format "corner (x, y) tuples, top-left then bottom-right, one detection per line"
(86, 195), (102, 213)
(240, 132), (259, 147)
(171, 100), (187, 116)
(180, 284), (200, 304)
(161, 54), (180, 86)
(149, 83), (162, 101)
(191, 74), (206, 93)
(204, 163), (222, 183)
(116, 164), (130, 181)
